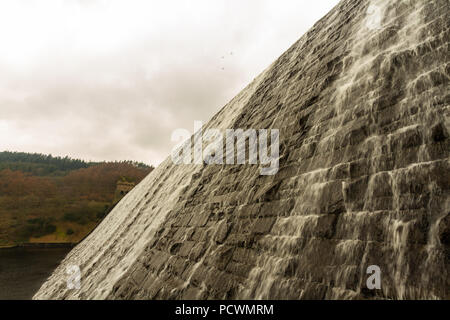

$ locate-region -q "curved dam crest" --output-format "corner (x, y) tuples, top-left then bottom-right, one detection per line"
(35, 0), (449, 300)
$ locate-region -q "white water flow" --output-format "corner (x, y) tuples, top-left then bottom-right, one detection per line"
(35, 0), (448, 300)
(239, 0), (448, 300)
(34, 65), (270, 300)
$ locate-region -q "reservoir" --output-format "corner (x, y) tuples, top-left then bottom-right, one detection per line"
(0, 246), (71, 300)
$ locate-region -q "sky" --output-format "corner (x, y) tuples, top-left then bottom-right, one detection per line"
(0, 0), (340, 166)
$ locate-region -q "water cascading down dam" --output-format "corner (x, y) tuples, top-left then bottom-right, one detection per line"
(35, 0), (449, 300)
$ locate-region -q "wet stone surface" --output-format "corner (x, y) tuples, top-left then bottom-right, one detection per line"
(36, 0), (449, 300)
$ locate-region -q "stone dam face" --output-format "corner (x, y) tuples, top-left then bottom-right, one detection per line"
(35, 0), (449, 300)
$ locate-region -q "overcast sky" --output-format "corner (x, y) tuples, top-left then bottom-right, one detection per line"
(0, 0), (339, 166)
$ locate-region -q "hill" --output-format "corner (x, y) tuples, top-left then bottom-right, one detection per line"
(0, 152), (153, 246)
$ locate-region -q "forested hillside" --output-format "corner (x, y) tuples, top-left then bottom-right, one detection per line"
(0, 152), (153, 246)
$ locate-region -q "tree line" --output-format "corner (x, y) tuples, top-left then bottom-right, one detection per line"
(0, 151), (152, 176)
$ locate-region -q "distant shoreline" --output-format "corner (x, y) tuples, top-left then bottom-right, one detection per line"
(0, 243), (76, 249)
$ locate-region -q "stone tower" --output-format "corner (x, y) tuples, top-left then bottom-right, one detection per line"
(36, 0), (449, 300)
(114, 180), (135, 203)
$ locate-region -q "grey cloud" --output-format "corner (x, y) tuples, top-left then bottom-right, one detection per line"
(0, 0), (339, 165)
